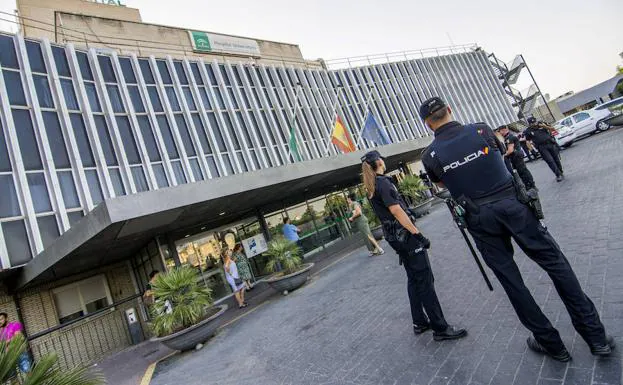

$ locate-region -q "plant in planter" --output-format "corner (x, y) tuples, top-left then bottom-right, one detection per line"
(151, 266), (228, 351)
(264, 237), (314, 294)
(398, 175), (434, 217)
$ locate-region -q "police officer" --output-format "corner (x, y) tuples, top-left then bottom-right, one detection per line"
(524, 117), (564, 182)
(361, 150), (467, 341)
(496, 125), (536, 190)
(419, 97), (614, 361)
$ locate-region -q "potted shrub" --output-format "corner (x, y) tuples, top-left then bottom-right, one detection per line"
(264, 237), (314, 294)
(151, 266), (228, 351)
(0, 335), (103, 384)
(399, 175), (434, 218)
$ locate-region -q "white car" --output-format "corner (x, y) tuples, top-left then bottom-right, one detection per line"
(552, 125), (576, 148)
(557, 107), (614, 137)
(594, 96), (623, 129)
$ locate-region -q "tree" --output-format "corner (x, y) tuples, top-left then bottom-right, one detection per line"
(617, 66), (623, 96)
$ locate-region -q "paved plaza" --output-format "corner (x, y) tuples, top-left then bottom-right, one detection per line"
(151, 129), (623, 385)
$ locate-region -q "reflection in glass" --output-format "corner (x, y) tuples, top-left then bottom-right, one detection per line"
(175, 115), (195, 156)
(94, 115), (117, 166)
(4, 71), (27, 105)
(137, 116), (160, 161)
(76, 51), (93, 80)
(97, 55), (116, 82)
(60, 79), (79, 110)
(0, 35), (19, 69)
(51, 46), (70, 77)
(106, 85), (125, 113)
(148, 87), (163, 112)
(128, 86), (145, 112)
(37, 215), (60, 249)
(12, 109), (43, 170)
(109, 168), (125, 196)
(69, 114), (95, 167)
(42, 111), (70, 168)
(84, 82), (101, 112)
(58, 171), (80, 208)
(189, 158), (203, 181)
(68, 211), (84, 226)
(3, 220), (32, 266)
(131, 166), (149, 192)
(116, 116), (141, 164)
(156, 116), (179, 159)
(33, 75), (54, 108)
(153, 163), (168, 188)
(85, 170), (104, 205)
(0, 175), (20, 218)
(27, 173), (52, 213)
(172, 161), (186, 184)
(119, 57), (137, 83)
(166, 87), (180, 111)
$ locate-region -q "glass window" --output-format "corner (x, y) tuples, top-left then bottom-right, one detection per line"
(148, 87), (163, 112)
(27, 173), (52, 213)
(0, 35), (19, 69)
(207, 112), (226, 151)
(42, 111), (70, 168)
(213, 88), (225, 109)
(94, 115), (117, 166)
(128, 86), (144, 113)
(189, 158), (203, 181)
(33, 74), (54, 108)
(573, 113), (590, 123)
(0, 175), (20, 218)
(4, 71), (27, 106)
(192, 114), (211, 154)
(205, 65), (217, 85)
(0, 120), (11, 172)
(12, 109), (43, 170)
(206, 156), (219, 178)
(85, 170), (104, 205)
(60, 79), (79, 110)
(183, 88), (196, 110)
(4, 220), (32, 266)
(139, 59), (154, 84)
(190, 62), (203, 85)
(172, 161), (186, 184)
(166, 87), (180, 111)
(153, 163), (168, 188)
(109, 168), (125, 196)
(37, 215), (60, 249)
(222, 154), (235, 175)
(223, 114), (241, 150)
(119, 57), (137, 83)
(26, 40), (46, 73)
(68, 211), (84, 226)
(237, 152), (248, 172)
(131, 166), (149, 192)
(199, 88), (212, 110)
(116, 116), (141, 164)
(174, 61), (188, 84)
(52, 46), (71, 77)
(175, 115), (195, 156)
(53, 275), (112, 324)
(227, 88), (238, 109)
(236, 112), (253, 145)
(157, 61), (172, 84)
(58, 171), (80, 208)
(156, 116), (179, 159)
(97, 56), (116, 83)
(84, 82), (101, 112)
(137, 116), (160, 161)
(106, 85), (125, 113)
(76, 51), (93, 80)
(70, 114), (95, 167)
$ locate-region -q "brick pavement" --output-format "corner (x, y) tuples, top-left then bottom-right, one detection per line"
(151, 129), (623, 385)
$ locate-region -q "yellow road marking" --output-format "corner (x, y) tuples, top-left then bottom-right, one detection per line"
(218, 300), (271, 329)
(140, 351), (177, 385)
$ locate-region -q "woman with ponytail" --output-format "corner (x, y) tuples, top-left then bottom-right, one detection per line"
(361, 150), (466, 341)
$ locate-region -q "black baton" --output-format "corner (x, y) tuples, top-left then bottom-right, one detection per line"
(444, 200), (494, 291)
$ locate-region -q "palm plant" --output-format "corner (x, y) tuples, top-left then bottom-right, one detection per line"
(150, 266), (213, 337)
(0, 335), (103, 385)
(398, 175), (429, 206)
(264, 237), (303, 276)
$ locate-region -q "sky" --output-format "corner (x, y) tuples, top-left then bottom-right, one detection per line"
(0, 0), (621, 98)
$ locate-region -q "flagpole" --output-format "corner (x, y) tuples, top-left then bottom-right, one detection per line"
(287, 83), (303, 162)
(354, 85), (376, 150)
(323, 86), (343, 156)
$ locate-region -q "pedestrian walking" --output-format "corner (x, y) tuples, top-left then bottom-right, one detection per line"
(524, 117), (564, 181)
(346, 193), (384, 256)
(0, 312), (32, 379)
(233, 244), (254, 291)
(420, 96), (614, 361)
(497, 125), (536, 190)
(223, 249), (247, 309)
(361, 150), (467, 340)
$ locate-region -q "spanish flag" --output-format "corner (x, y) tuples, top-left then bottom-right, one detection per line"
(331, 116), (356, 153)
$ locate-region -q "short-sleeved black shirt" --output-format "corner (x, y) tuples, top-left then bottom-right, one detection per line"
(369, 175), (409, 222)
(503, 132), (521, 159)
(524, 125), (554, 146)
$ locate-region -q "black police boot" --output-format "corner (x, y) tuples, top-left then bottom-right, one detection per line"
(413, 323), (431, 335)
(433, 325), (467, 341)
(526, 337), (571, 362)
(589, 336), (616, 356)
(556, 175), (564, 182)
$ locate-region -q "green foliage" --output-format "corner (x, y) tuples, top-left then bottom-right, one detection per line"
(151, 266), (213, 337)
(298, 206), (318, 224)
(362, 200), (380, 227)
(398, 175), (429, 206)
(0, 335), (103, 385)
(324, 193), (348, 215)
(264, 237), (303, 275)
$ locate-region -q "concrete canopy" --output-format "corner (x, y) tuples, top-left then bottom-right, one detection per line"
(15, 138), (431, 289)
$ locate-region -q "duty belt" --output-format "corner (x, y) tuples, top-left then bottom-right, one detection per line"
(472, 186), (516, 206)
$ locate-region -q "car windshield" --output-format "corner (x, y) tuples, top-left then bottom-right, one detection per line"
(595, 97), (623, 111)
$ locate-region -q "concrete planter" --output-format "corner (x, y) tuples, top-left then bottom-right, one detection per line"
(266, 263), (314, 294)
(371, 226), (384, 240)
(153, 304), (228, 351)
(410, 198), (434, 218)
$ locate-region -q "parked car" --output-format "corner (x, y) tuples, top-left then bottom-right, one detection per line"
(557, 107), (614, 137)
(593, 96), (623, 130)
(552, 125), (576, 148)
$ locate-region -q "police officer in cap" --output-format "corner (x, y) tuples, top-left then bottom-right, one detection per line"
(419, 97), (614, 361)
(524, 117), (564, 182)
(496, 125), (536, 190)
(361, 150), (467, 340)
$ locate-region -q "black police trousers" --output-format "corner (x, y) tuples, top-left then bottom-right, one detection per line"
(511, 157), (536, 190)
(388, 235), (449, 332)
(537, 143), (563, 177)
(466, 197), (606, 352)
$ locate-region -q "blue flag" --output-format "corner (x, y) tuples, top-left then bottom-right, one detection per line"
(361, 110), (391, 145)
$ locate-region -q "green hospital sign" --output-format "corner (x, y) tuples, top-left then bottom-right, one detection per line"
(190, 31), (212, 52)
(188, 31), (261, 57)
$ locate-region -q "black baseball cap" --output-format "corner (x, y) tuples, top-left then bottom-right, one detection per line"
(419, 97), (447, 120)
(361, 150), (384, 165)
(527, 117), (537, 124)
